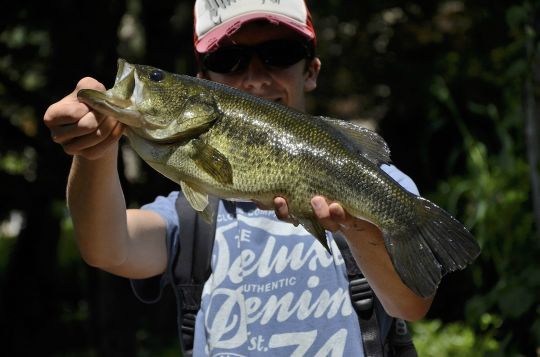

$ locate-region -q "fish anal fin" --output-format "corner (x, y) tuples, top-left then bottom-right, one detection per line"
(190, 139), (233, 185)
(300, 218), (330, 253)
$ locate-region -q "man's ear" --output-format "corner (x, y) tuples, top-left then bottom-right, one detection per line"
(304, 57), (321, 93)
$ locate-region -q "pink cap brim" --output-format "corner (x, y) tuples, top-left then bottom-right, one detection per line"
(195, 12), (315, 53)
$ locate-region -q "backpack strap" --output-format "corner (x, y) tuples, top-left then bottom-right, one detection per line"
(385, 318), (418, 357)
(171, 192), (218, 353)
(333, 232), (386, 357)
(333, 232), (418, 357)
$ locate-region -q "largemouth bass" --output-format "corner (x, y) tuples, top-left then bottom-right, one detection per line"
(77, 59), (480, 297)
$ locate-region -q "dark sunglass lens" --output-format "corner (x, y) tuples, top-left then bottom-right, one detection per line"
(203, 47), (247, 73)
(259, 40), (308, 67)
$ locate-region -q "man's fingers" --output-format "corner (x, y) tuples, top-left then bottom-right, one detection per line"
(44, 77), (106, 128)
(311, 196), (337, 231)
(43, 76), (120, 161)
(274, 197), (288, 220)
(77, 122), (124, 160)
(50, 111), (108, 144)
(311, 196), (352, 232)
(63, 120), (123, 155)
(273, 197), (300, 225)
(44, 101), (91, 128)
(74, 77), (106, 93)
(328, 202), (347, 221)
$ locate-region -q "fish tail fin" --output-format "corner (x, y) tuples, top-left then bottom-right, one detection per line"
(383, 197), (480, 297)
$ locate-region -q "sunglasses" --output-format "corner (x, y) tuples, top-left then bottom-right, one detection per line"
(201, 39), (313, 74)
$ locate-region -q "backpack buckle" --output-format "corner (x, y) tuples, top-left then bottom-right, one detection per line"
(349, 276), (374, 318)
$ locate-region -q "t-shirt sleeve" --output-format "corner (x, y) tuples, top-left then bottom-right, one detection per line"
(130, 191), (180, 304)
(380, 164), (419, 195)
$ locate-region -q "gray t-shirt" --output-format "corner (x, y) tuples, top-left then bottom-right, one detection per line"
(136, 164), (418, 356)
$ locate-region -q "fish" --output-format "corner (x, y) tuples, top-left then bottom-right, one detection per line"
(77, 58), (480, 297)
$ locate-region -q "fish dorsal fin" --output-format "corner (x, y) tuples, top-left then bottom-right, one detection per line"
(190, 138), (233, 185)
(320, 117), (392, 165)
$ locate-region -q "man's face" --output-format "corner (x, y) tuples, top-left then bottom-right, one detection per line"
(198, 22), (321, 112)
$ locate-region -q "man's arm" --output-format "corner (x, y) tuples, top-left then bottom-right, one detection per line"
(44, 78), (167, 279)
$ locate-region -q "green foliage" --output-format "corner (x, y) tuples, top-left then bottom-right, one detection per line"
(412, 318), (499, 357)
(423, 1), (540, 354)
(0, 237), (16, 271)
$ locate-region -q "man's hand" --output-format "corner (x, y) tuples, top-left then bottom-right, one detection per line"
(272, 195), (381, 239)
(43, 77), (124, 160)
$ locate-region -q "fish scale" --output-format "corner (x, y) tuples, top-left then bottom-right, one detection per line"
(76, 59), (480, 297)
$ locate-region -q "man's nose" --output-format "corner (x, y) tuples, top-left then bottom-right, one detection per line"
(242, 55), (272, 91)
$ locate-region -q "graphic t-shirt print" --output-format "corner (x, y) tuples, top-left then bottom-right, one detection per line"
(194, 203), (365, 356)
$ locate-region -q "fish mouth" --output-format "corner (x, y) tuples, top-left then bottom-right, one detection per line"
(115, 58), (132, 84)
(77, 59), (144, 128)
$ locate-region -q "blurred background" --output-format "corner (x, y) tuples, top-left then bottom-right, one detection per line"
(0, 0), (539, 356)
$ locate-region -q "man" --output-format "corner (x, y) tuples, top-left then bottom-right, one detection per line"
(44, 0), (432, 355)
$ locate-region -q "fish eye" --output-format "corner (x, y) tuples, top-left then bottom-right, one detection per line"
(149, 70), (164, 82)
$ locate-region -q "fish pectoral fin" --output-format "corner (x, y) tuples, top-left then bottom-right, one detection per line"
(299, 218), (331, 253)
(190, 139), (233, 185)
(319, 116), (391, 165)
(180, 181), (209, 212)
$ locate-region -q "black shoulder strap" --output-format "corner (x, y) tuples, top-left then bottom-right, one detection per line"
(333, 232), (418, 357)
(386, 319), (418, 357)
(333, 232), (386, 357)
(172, 192), (218, 353)
(174, 194), (217, 307)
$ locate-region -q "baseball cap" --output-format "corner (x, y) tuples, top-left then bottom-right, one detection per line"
(194, 0), (316, 53)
